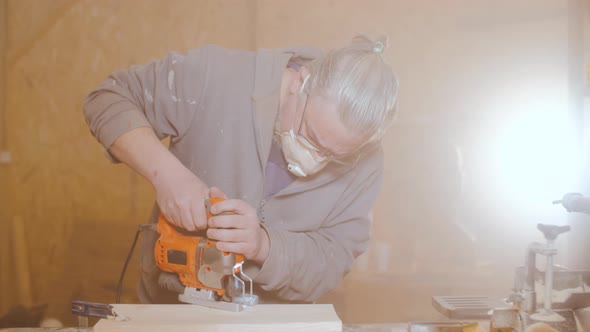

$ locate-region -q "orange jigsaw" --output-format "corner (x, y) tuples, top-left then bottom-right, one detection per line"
(153, 197), (257, 311)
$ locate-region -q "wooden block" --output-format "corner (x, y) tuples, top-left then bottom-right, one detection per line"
(94, 304), (342, 332)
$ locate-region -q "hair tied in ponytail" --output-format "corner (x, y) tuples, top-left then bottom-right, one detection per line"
(373, 41), (384, 54)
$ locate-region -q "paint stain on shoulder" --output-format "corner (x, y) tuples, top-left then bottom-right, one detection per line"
(168, 70), (175, 91)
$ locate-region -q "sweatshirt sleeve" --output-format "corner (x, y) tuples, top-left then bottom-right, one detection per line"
(249, 159), (383, 302)
(83, 46), (210, 159)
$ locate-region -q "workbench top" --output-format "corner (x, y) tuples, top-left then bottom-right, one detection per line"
(0, 322), (491, 332)
(1, 325), (408, 332)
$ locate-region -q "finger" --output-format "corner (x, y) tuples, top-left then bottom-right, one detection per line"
(162, 205), (181, 228)
(207, 228), (250, 242)
(215, 241), (249, 255)
(208, 186), (227, 199)
(210, 199), (254, 216)
(179, 205), (196, 231)
(207, 214), (249, 229)
(191, 201), (208, 230)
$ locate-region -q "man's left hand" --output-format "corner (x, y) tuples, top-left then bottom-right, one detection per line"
(207, 187), (270, 265)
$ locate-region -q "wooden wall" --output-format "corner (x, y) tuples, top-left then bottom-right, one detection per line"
(0, 0), (584, 327)
(1, 0), (256, 325)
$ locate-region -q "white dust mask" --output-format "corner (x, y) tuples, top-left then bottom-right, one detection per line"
(277, 129), (329, 177)
(276, 73), (329, 177)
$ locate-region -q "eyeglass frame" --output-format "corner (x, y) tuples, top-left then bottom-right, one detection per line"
(293, 92), (363, 166)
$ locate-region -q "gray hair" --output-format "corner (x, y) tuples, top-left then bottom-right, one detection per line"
(304, 34), (399, 147)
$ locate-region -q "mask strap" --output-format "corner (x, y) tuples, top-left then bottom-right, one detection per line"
(300, 74), (310, 94)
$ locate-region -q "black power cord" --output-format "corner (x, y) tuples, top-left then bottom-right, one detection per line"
(116, 224), (155, 304)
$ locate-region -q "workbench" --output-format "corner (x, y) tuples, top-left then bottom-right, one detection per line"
(0, 325), (422, 332)
(0, 322), (491, 332)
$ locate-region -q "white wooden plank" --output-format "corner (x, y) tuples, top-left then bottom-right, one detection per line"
(94, 304), (342, 332)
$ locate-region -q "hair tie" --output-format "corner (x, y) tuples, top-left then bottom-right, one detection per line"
(373, 41), (384, 54)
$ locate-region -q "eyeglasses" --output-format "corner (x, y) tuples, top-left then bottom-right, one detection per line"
(294, 93), (361, 166)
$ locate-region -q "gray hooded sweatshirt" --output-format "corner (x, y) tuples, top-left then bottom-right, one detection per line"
(83, 44), (383, 303)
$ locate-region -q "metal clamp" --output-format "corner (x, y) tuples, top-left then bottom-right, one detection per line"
(71, 301), (128, 327)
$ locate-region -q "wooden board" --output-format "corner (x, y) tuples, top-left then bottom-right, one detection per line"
(94, 304), (342, 332)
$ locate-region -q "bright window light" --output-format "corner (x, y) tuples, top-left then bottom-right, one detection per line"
(493, 109), (581, 210)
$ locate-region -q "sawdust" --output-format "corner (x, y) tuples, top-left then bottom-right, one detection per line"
(534, 281), (587, 304)
(524, 322), (559, 332)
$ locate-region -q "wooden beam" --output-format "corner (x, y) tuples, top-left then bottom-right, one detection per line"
(0, 0), (9, 315)
(94, 304), (342, 332)
(12, 216), (33, 306)
(0, 0), (5, 149)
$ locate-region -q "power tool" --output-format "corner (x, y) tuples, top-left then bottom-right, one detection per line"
(154, 197), (258, 311)
(432, 222), (590, 331)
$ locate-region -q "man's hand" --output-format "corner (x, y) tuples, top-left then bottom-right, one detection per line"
(206, 187), (270, 265)
(152, 166), (209, 231)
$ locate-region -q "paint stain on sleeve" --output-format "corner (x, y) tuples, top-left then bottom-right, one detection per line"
(168, 70), (175, 91)
(144, 88), (154, 103)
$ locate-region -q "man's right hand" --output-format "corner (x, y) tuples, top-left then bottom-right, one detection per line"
(152, 166), (209, 231)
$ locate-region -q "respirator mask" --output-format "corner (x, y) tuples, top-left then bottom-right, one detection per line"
(276, 75), (329, 177)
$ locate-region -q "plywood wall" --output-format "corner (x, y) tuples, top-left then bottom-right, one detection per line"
(255, 0), (577, 324)
(0, 0), (582, 327)
(0, 0), (10, 316)
(2, 0), (255, 326)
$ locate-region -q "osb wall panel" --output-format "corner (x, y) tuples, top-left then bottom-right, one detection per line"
(4, 0), (255, 325)
(255, 0), (479, 323)
(2, 0), (577, 327)
(6, 0), (77, 65)
(255, 0), (572, 324)
(0, 0), (10, 315)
